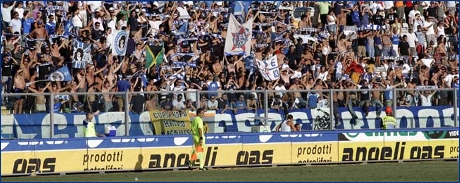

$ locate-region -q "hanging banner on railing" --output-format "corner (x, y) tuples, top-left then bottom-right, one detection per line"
(1, 106), (457, 139)
(149, 110), (192, 135)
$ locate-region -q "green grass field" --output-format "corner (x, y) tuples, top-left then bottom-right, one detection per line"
(2, 161), (458, 182)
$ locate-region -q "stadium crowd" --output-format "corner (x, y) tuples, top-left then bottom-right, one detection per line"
(1, 1), (459, 119)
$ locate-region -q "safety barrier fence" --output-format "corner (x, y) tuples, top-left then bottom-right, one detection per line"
(1, 128), (458, 176)
(1, 88), (458, 139)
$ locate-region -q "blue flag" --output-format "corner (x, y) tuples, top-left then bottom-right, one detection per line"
(49, 66), (72, 81)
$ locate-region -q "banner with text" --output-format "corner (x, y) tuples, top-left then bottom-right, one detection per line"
(1, 106), (458, 139)
(149, 110), (192, 135)
(1, 130), (457, 176)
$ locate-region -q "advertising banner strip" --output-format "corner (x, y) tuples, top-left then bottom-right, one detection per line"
(1, 138), (458, 176)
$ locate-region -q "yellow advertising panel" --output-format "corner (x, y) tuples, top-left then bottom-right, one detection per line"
(241, 143), (292, 165)
(1, 150), (86, 175)
(339, 139), (459, 162)
(139, 144), (241, 169)
(149, 110), (192, 135)
(1, 144), (249, 175)
(291, 142), (339, 164)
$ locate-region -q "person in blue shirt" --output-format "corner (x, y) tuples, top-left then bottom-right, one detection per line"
(53, 97), (69, 113)
(45, 15), (56, 36)
(22, 10), (34, 46)
(116, 76), (131, 111)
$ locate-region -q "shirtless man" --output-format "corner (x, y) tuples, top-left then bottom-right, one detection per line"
(145, 94), (159, 111)
(212, 59), (224, 76)
(28, 82), (51, 113)
(14, 69), (26, 114)
(372, 81), (386, 117)
(289, 78), (307, 108)
(28, 20), (49, 40)
(280, 68), (294, 85)
(101, 80), (115, 112)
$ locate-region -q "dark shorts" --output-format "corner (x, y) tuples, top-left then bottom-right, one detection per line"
(14, 88), (25, 99)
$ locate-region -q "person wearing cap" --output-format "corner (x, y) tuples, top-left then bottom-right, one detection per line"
(381, 107), (396, 130)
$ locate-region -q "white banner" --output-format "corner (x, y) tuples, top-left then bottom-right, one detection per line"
(224, 14), (252, 56)
(256, 55), (280, 81)
(112, 30), (129, 56)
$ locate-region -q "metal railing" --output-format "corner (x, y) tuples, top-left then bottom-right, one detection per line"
(1, 88), (458, 139)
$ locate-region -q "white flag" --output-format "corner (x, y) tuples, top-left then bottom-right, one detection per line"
(112, 30), (129, 56)
(224, 14), (252, 56)
(256, 55), (280, 81)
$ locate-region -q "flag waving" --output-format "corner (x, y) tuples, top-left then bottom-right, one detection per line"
(144, 43), (165, 68)
(112, 30), (129, 56)
(72, 40), (92, 69)
(224, 14), (253, 56)
(48, 66), (72, 81)
(256, 55), (280, 81)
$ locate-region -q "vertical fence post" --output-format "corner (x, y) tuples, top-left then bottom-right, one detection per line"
(264, 89), (269, 125)
(454, 88), (458, 127)
(329, 89), (334, 130)
(196, 90), (200, 110)
(392, 87), (398, 126)
(50, 92), (55, 138)
(124, 92), (129, 136)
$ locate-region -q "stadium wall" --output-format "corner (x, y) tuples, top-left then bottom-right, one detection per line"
(1, 129), (458, 176)
(1, 106), (458, 139)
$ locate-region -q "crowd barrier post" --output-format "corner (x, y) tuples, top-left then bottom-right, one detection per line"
(50, 92), (55, 138)
(392, 87), (398, 120)
(264, 89), (269, 125)
(124, 92), (130, 136)
(329, 89), (334, 130)
(454, 88), (458, 127)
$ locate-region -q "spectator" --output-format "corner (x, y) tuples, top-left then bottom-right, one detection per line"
(206, 95), (218, 110)
(172, 94), (186, 111)
(0, 1), (457, 125)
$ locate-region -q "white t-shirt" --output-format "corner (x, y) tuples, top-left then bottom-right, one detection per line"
(172, 100), (185, 110)
(9, 19), (22, 33)
(72, 14), (83, 28)
(420, 94), (434, 106)
(14, 7), (24, 19)
(1, 4), (14, 22)
(384, 1), (393, 9)
(403, 32), (417, 48)
(408, 9), (420, 19)
(274, 85), (286, 97)
(316, 71), (329, 81)
(424, 21), (435, 36)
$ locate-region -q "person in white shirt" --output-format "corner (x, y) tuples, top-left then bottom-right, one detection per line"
(424, 19), (436, 46)
(402, 28), (418, 65)
(172, 94), (186, 110)
(419, 90), (436, 106)
(274, 80), (286, 98)
(408, 4), (421, 29)
(9, 12), (22, 34)
(275, 114), (297, 132)
(14, 2), (25, 19)
(1, 2), (17, 28)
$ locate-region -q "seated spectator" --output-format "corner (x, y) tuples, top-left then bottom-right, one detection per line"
(172, 94), (186, 111)
(233, 95), (247, 113)
(207, 95), (218, 110)
(161, 96), (173, 111)
(217, 93), (231, 114)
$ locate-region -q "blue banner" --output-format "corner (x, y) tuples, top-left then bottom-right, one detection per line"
(1, 106), (457, 139)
